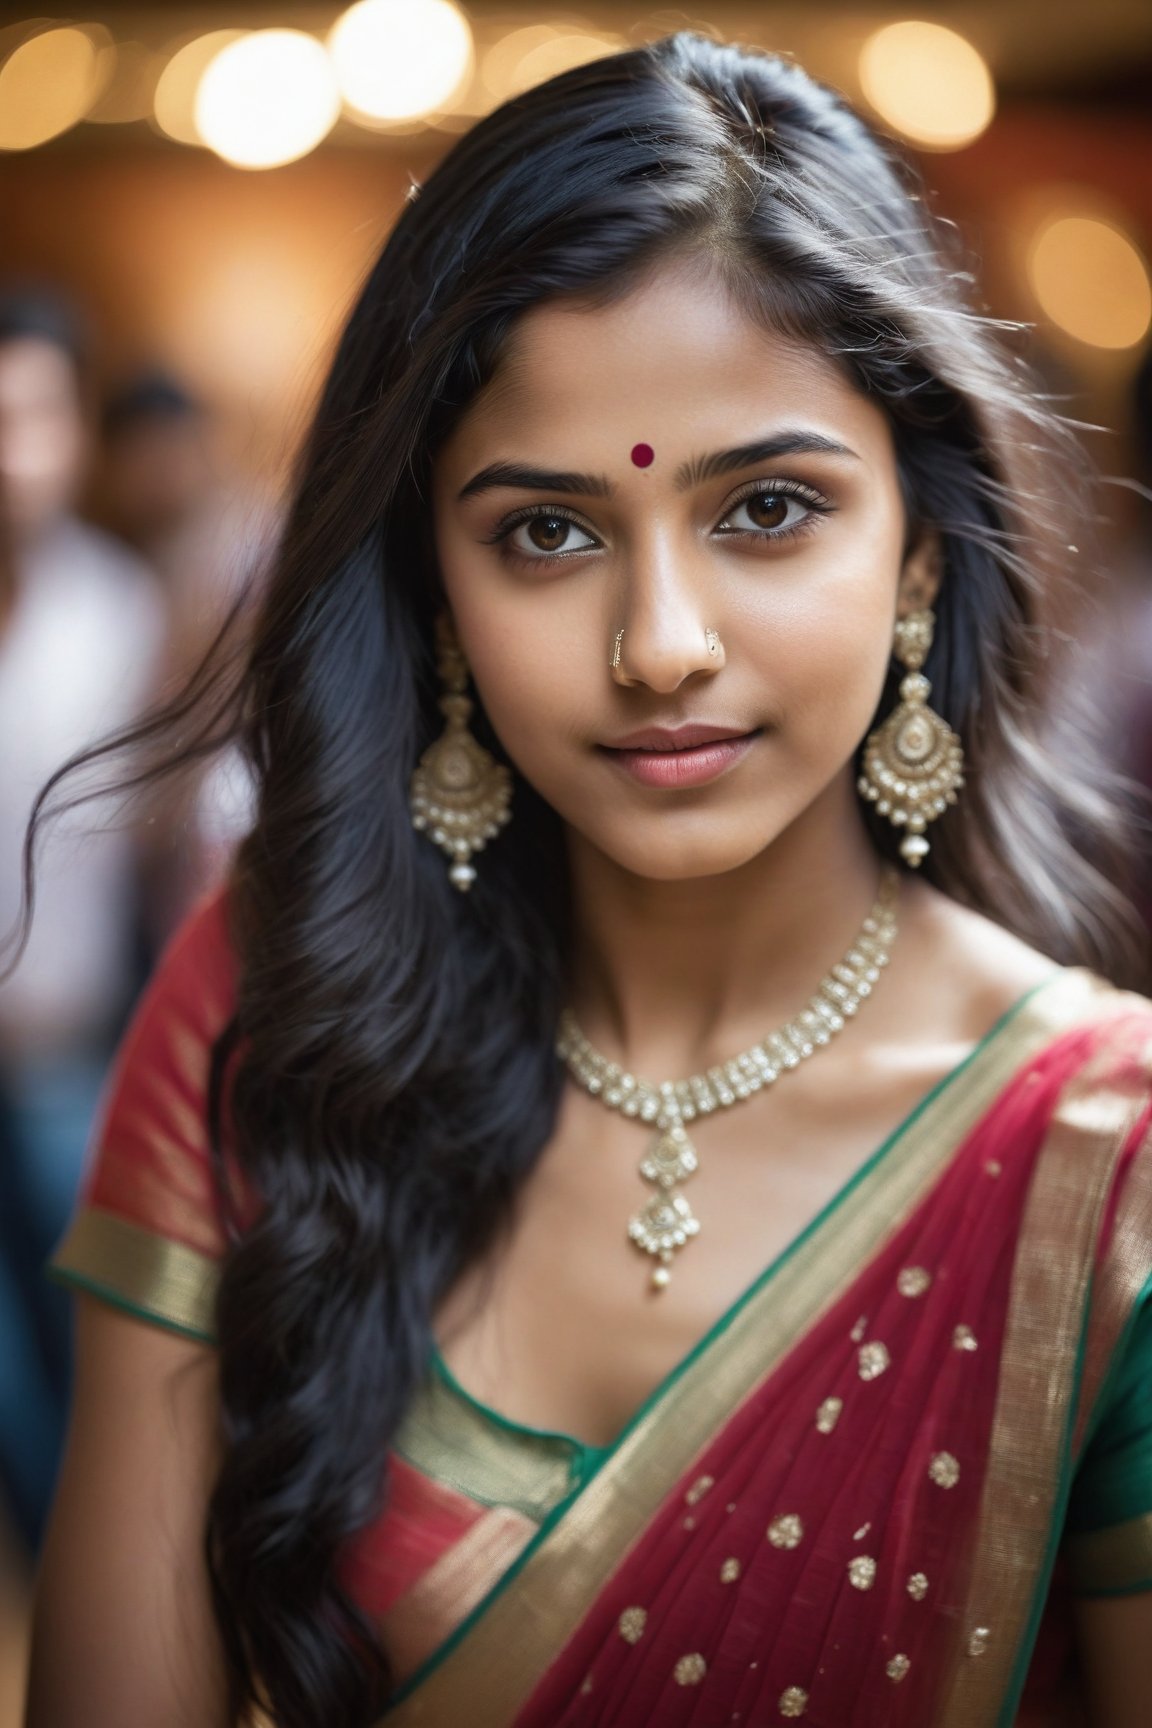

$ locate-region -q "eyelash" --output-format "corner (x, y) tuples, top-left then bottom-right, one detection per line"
(481, 479), (834, 570)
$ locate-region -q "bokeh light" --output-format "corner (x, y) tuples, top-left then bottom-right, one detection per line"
(859, 21), (995, 150)
(481, 24), (624, 101)
(153, 32), (247, 146)
(1027, 213), (1152, 350)
(328, 0), (473, 124)
(195, 30), (341, 170)
(87, 40), (159, 126)
(0, 25), (107, 151)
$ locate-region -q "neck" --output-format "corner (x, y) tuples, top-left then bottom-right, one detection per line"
(564, 777), (894, 1080)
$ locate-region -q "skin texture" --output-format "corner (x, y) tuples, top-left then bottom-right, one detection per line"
(26, 1296), (230, 1727)
(29, 261), (1147, 1724)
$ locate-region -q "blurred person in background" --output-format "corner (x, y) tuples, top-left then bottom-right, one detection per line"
(0, 289), (165, 1557)
(99, 370), (269, 943)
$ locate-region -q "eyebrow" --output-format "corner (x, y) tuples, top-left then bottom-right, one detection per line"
(676, 431), (860, 489)
(457, 461), (614, 502)
(456, 430), (860, 503)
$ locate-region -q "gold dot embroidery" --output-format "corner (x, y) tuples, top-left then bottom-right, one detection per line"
(984, 1159), (1002, 1178)
(720, 1557), (742, 1583)
(929, 1451), (961, 1488)
(580, 1675), (594, 1694)
(685, 1473), (715, 1506)
(858, 1341), (891, 1381)
(849, 1314), (868, 1343)
(618, 1606), (647, 1644)
(853, 1522), (872, 1541)
(815, 1396), (843, 1433)
(848, 1554), (877, 1590)
(897, 1266), (932, 1298)
(886, 1654), (911, 1683)
(683, 1516), (697, 1531)
(674, 1653), (707, 1686)
(767, 1513), (805, 1549)
(953, 1324), (978, 1352)
(779, 1686), (809, 1717)
(968, 1626), (990, 1658)
(907, 1571), (929, 1601)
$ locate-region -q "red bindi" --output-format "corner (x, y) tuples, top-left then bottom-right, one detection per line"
(630, 442), (655, 468)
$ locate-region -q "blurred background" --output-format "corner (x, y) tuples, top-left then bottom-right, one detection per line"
(0, 2), (1149, 1716)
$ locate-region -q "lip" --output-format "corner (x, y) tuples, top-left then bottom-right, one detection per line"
(603, 723), (753, 751)
(598, 726), (761, 789)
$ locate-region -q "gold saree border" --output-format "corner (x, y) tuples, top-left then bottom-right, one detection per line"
(1065, 1511), (1152, 1595)
(47, 1205), (220, 1342)
(1071, 1111), (1152, 1461)
(380, 969), (1114, 1726)
(935, 1015), (1152, 1727)
(394, 1367), (587, 1524)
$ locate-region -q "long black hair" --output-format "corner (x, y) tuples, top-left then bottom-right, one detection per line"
(9, 31), (1147, 1725)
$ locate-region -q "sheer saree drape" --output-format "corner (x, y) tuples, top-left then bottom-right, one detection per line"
(45, 890), (1152, 1727)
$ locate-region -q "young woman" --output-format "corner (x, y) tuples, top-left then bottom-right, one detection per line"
(20, 31), (1152, 1728)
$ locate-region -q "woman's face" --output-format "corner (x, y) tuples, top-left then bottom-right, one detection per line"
(430, 260), (938, 881)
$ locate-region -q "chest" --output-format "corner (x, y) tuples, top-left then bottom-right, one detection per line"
(432, 1043), (973, 1449)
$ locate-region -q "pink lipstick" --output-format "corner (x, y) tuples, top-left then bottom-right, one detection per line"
(599, 724), (761, 789)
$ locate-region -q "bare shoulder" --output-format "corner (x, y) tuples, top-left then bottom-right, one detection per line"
(887, 876), (1064, 1049)
(27, 1293), (230, 1727)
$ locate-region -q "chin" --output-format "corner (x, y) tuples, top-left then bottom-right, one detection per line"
(591, 827), (785, 883)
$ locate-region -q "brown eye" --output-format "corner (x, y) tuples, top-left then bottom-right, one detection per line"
(743, 492), (789, 529)
(503, 512), (597, 561)
(528, 515), (572, 551)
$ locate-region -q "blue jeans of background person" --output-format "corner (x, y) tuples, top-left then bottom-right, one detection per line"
(0, 1048), (109, 1556)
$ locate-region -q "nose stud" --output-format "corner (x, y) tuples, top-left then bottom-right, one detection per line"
(609, 626), (724, 671)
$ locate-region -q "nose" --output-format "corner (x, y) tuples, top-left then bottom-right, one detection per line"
(609, 539), (726, 692)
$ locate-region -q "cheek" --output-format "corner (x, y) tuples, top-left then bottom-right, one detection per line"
(741, 547), (899, 747)
(439, 561), (590, 774)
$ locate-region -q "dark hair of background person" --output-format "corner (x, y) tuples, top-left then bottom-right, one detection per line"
(0, 284), (89, 377)
(5, 31), (1149, 1727)
(100, 367), (204, 441)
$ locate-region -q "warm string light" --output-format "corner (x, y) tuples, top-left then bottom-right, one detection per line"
(0, 24), (109, 150)
(194, 30), (341, 170)
(858, 20), (995, 151)
(328, 0), (474, 125)
(1027, 212), (1151, 351)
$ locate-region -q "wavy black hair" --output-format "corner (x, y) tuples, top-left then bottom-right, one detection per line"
(9, 31), (1148, 1726)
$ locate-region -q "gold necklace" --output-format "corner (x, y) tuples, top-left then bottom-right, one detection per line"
(556, 865), (901, 1292)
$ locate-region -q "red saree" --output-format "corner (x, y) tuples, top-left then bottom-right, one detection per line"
(48, 885), (1152, 1727)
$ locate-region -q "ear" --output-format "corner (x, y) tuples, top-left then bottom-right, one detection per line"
(897, 524), (942, 617)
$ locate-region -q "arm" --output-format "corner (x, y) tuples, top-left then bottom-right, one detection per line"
(1075, 1592), (1152, 1728)
(26, 1292), (231, 1728)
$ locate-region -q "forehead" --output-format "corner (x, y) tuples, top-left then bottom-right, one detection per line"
(438, 261), (891, 477)
(0, 337), (80, 409)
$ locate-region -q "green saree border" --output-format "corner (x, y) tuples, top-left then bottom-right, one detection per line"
(47, 1206), (219, 1343)
(380, 968), (1113, 1725)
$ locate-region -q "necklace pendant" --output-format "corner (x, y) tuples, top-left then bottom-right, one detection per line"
(629, 1188), (700, 1279)
(639, 1123), (698, 1189)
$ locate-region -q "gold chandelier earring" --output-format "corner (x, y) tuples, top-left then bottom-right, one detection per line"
(858, 607), (965, 868)
(409, 611), (513, 891)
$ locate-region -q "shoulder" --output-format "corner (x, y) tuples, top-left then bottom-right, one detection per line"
(894, 876), (1152, 1052)
(62, 878), (246, 1260)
